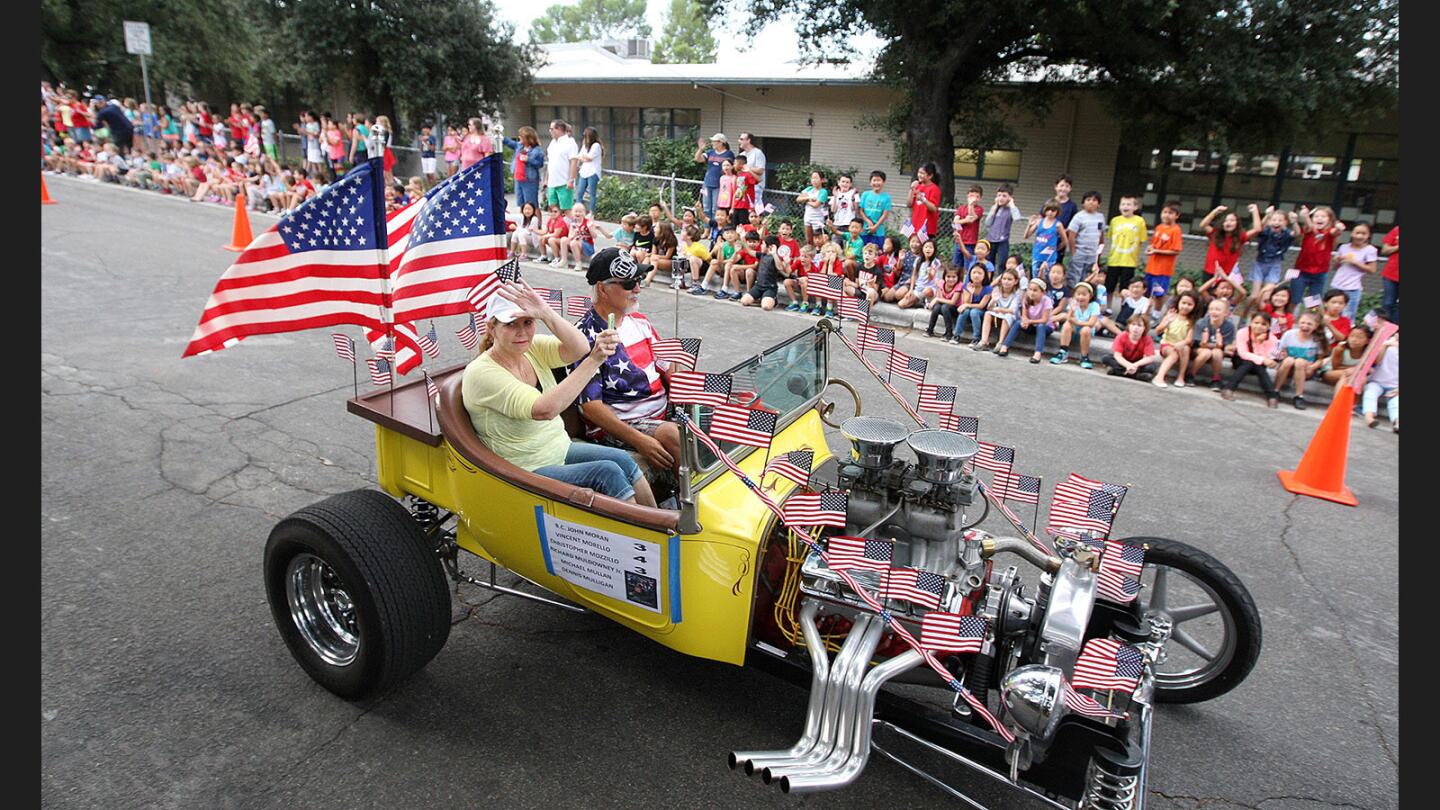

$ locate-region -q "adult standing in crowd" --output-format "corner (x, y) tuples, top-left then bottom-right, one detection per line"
(693, 133), (733, 221)
(503, 126), (545, 211)
(1380, 225), (1399, 324)
(576, 126), (603, 212)
(91, 97), (133, 153)
(545, 119), (580, 211)
(738, 131), (766, 209)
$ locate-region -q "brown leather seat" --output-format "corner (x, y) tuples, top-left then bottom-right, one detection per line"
(436, 374), (679, 533)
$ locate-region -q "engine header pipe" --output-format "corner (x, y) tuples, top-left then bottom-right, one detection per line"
(730, 601), (830, 772)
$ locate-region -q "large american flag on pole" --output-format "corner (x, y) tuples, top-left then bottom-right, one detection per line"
(183, 159), (389, 357)
(1072, 638), (1145, 692)
(389, 154), (509, 323)
(825, 536), (894, 572)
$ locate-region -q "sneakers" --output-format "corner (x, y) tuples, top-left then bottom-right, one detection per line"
(1136, 371), (1154, 382)
(1210, 379), (1222, 392)
(1079, 357), (1094, 370)
(1107, 366), (1126, 376)
(1049, 349), (1069, 365)
(925, 329), (936, 338)
(1293, 396), (1307, 410)
(1266, 397), (1279, 409)
(1220, 388), (1235, 401)
(970, 341), (987, 351)
(785, 302), (801, 312)
(714, 290), (730, 300)
(689, 286), (709, 296)
(732, 291), (746, 301)
(824, 306), (837, 317)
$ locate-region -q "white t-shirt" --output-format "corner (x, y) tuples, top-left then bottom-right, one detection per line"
(578, 142), (602, 179)
(742, 146), (766, 192)
(546, 135), (579, 187)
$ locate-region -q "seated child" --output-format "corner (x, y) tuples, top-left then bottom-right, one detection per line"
(1273, 311), (1325, 409)
(1103, 315), (1160, 381)
(1049, 281), (1102, 369)
(1100, 277), (1151, 337)
(740, 235), (790, 310)
(1151, 290), (1199, 387)
(1191, 298), (1238, 389)
(1220, 312), (1281, 407)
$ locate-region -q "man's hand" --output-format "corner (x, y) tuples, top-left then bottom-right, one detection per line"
(633, 433), (674, 469)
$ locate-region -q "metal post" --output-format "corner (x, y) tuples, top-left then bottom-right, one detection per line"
(139, 54), (152, 108)
(669, 173), (676, 215)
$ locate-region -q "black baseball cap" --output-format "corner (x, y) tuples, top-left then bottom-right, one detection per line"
(586, 247), (651, 286)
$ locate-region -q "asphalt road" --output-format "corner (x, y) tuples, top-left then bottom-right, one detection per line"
(41, 175), (1398, 809)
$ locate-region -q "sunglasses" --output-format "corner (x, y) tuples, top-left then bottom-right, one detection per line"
(605, 279), (640, 291)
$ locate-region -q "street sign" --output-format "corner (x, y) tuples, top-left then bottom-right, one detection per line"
(123, 21), (151, 56)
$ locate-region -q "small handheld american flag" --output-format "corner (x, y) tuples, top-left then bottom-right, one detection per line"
(919, 612), (987, 653)
(456, 317), (479, 351)
(994, 472), (1042, 505)
(887, 349), (928, 384)
(837, 296), (870, 323)
(417, 323), (441, 358)
(424, 371), (439, 400)
(1062, 679), (1126, 720)
(859, 324), (895, 354)
(709, 404), (778, 448)
(825, 536), (893, 572)
(1072, 637), (1145, 693)
(1096, 540), (1145, 603)
(764, 448), (814, 487)
(971, 441), (1015, 473)
(1048, 488), (1116, 537)
(652, 337), (701, 371)
(366, 357), (392, 386)
(565, 295), (593, 319)
(881, 566), (947, 609)
(532, 287), (564, 313)
(810, 275), (844, 302)
(938, 413), (979, 439)
(373, 335), (395, 360)
(331, 333), (356, 363)
(916, 383), (956, 415)
(670, 371), (732, 406)
(466, 258), (522, 311)
(781, 490), (847, 528)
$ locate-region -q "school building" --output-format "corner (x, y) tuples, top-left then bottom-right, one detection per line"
(508, 41), (1398, 272)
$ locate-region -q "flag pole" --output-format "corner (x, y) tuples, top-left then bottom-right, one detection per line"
(425, 370), (434, 434)
(1032, 476), (1042, 536)
(352, 344), (358, 400)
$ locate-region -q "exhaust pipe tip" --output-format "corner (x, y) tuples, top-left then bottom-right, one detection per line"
(727, 752), (738, 770)
(761, 767), (775, 785)
(743, 759), (757, 776)
(780, 776), (792, 794)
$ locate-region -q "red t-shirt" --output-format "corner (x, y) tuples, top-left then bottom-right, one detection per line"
(197, 112), (213, 137)
(1382, 227), (1399, 282)
(1296, 228), (1337, 275)
(731, 174), (753, 209)
(778, 236), (802, 270)
(1202, 230), (1249, 276)
(70, 102), (91, 128)
(954, 202), (984, 244)
(1262, 304), (1295, 337)
(546, 217), (569, 238)
(1113, 331), (1155, 362)
(911, 181), (941, 239)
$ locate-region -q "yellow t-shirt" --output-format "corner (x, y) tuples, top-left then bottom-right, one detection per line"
(1161, 315), (1193, 345)
(1107, 215), (1148, 268)
(684, 241), (711, 262)
(461, 335), (572, 471)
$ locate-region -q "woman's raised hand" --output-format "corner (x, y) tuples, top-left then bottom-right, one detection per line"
(497, 281), (550, 320)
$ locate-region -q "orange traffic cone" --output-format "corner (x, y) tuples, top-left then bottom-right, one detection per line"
(1277, 384), (1359, 506)
(223, 189), (254, 251)
(41, 174), (56, 205)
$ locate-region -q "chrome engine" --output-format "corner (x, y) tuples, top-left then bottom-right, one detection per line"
(734, 416), (1155, 807)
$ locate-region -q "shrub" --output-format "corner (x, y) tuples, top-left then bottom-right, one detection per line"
(639, 137), (706, 183)
(771, 161), (860, 194)
(593, 176), (657, 221)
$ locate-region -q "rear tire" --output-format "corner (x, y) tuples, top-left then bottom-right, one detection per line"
(1119, 536), (1261, 704)
(265, 489), (452, 699)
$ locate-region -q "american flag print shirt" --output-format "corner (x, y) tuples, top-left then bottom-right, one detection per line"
(573, 310), (670, 437)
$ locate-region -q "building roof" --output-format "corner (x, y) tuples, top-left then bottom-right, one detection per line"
(533, 42), (877, 86)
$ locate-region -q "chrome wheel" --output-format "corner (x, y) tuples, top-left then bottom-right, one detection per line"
(1139, 563), (1235, 691)
(286, 553), (360, 667)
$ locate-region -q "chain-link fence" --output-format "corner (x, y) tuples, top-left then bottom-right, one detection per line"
(275, 133), (425, 183)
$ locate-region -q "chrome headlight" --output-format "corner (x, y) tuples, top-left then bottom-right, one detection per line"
(1000, 664), (1064, 740)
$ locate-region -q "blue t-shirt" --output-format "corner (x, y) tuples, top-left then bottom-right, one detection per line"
(1255, 226), (1295, 263)
(964, 258), (994, 280)
(1032, 220), (1062, 268)
(858, 190), (893, 236)
(418, 134), (436, 158)
(1044, 282), (1072, 311)
(1055, 199), (1080, 229)
(1070, 301), (1102, 325)
(703, 149), (734, 187)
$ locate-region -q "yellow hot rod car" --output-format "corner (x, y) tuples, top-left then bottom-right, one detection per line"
(263, 320), (1260, 808)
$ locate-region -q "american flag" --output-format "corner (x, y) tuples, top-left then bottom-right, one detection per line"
(372, 335), (395, 359)
(1072, 638), (1145, 693)
(919, 613), (987, 653)
(416, 323), (440, 358)
(532, 287), (564, 313)
(881, 567), (947, 610)
(764, 448), (814, 487)
(366, 323), (423, 375)
(466, 258), (522, 311)
(1048, 488), (1117, 536)
(888, 350), (928, 384)
(917, 383), (956, 414)
(971, 441), (1015, 473)
(709, 404), (778, 448)
(859, 324), (894, 354)
(825, 536), (893, 572)
(994, 472), (1042, 505)
(938, 413), (979, 438)
(455, 314), (479, 351)
(1097, 540), (1145, 603)
(183, 159), (388, 358)
(389, 155), (510, 323)
(565, 295), (593, 319)
(424, 371), (439, 400)
(1058, 472), (1129, 505)
(366, 357), (392, 386)
(669, 371), (732, 406)
(1062, 679), (1124, 720)
(651, 337), (701, 370)
(781, 490), (848, 528)
(810, 274), (844, 302)
(331, 333), (356, 363)
(838, 296), (870, 323)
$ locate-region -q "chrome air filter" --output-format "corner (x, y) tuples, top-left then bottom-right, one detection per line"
(839, 416), (910, 470)
(906, 428), (980, 485)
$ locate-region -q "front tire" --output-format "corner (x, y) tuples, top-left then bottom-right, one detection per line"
(1119, 536), (1261, 704)
(264, 489), (452, 699)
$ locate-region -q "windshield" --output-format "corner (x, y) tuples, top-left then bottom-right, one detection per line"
(690, 325), (827, 477)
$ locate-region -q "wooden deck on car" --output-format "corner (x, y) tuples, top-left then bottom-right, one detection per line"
(347, 363), (466, 447)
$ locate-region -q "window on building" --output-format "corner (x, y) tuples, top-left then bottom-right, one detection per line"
(953, 148), (1021, 182)
(532, 105), (699, 173)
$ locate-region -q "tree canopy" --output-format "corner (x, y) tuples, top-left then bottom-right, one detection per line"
(652, 0), (717, 64)
(531, 0), (651, 44)
(710, 0), (1400, 203)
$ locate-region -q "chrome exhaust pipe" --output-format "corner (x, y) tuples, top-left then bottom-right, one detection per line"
(752, 613), (880, 779)
(779, 648), (925, 793)
(730, 601), (830, 773)
(762, 615), (886, 784)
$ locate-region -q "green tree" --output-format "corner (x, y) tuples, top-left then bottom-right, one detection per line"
(638, 137), (706, 181)
(711, 0), (1399, 203)
(652, 0), (716, 64)
(271, 0), (536, 135)
(531, 0), (651, 44)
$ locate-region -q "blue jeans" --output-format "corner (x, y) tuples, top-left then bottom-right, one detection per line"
(1337, 289), (1361, 321)
(533, 442), (642, 501)
(1289, 272), (1328, 309)
(1383, 277), (1399, 324)
(957, 307), (985, 340)
(576, 174), (599, 211)
(515, 178), (540, 211)
(1003, 321), (1050, 349)
(989, 240), (1010, 273)
(701, 185), (719, 219)
(1363, 382), (1398, 423)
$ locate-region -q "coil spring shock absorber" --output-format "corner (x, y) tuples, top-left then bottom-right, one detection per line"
(407, 496), (445, 554)
(1082, 745), (1142, 810)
